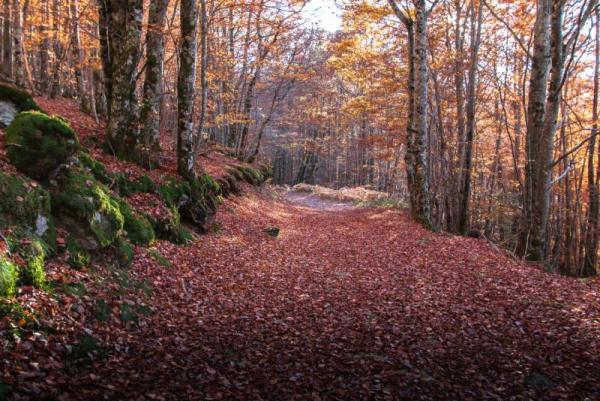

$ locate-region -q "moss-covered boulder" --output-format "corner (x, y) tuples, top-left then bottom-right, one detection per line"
(158, 175), (220, 232)
(5, 111), (79, 180)
(52, 165), (124, 248)
(0, 172), (56, 250)
(0, 85), (41, 113)
(0, 85), (41, 128)
(115, 199), (155, 245)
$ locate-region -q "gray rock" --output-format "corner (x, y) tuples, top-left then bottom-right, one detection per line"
(0, 100), (17, 128)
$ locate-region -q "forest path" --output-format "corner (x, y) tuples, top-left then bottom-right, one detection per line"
(68, 189), (600, 401)
(283, 190), (358, 211)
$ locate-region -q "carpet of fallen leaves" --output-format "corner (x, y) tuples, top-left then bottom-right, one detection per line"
(7, 188), (598, 400)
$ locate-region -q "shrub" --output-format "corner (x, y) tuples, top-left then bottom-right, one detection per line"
(20, 240), (46, 288)
(66, 236), (90, 269)
(0, 257), (18, 297)
(5, 111), (79, 180)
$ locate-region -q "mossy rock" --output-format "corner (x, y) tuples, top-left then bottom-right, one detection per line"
(5, 111), (79, 180)
(66, 235), (90, 269)
(79, 153), (111, 183)
(0, 84), (41, 113)
(115, 199), (155, 245)
(235, 165), (264, 185)
(0, 172), (56, 251)
(52, 165), (124, 248)
(158, 175), (220, 232)
(112, 173), (156, 197)
(19, 239), (46, 288)
(148, 207), (192, 245)
(0, 257), (18, 297)
(265, 226), (280, 237)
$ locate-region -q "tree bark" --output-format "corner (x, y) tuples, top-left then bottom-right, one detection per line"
(12, 0), (25, 87)
(2, 0), (11, 79)
(101, 0), (144, 161)
(457, 0), (483, 234)
(70, 0), (88, 112)
(140, 0), (169, 168)
(520, 0), (553, 260)
(177, 0), (199, 179)
(583, 9), (600, 277)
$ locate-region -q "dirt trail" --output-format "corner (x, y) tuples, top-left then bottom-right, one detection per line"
(60, 190), (599, 401)
(283, 190), (358, 211)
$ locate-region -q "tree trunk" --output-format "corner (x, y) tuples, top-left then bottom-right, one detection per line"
(140, 0), (168, 168)
(2, 0), (11, 78)
(70, 0), (88, 112)
(177, 0), (198, 179)
(194, 0), (208, 154)
(49, 0), (62, 98)
(457, 0), (483, 234)
(12, 0), (25, 87)
(38, 1), (50, 92)
(101, 0), (144, 161)
(520, 0), (552, 260)
(583, 8), (600, 277)
(409, 0), (432, 227)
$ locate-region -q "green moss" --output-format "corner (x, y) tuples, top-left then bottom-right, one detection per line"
(114, 237), (134, 268)
(0, 257), (18, 297)
(235, 165), (264, 185)
(0, 84), (42, 112)
(66, 236), (90, 269)
(52, 167), (124, 247)
(20, 240), (46, 288)
(0, 172), (52, 230)
(116, 199), (155, 245)
(5, 111), (79, 180)
(79, 153), (110, 183)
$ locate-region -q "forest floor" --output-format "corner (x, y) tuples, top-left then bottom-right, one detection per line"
(27, 188), (597, 401)
(2, 98), (599, 401)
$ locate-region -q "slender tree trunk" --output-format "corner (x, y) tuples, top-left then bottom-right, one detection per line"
(458, 0), (483, 234)
(140, 0), (168, 168)
(39, 1), (50, 92)
(2, 0), (11, 78)
(12, 0), (25, 87)
(49, 0), (62, 98)
(177, 0), (198, 179)
(194, 0), (208, 154)
(583, 9), (600, 277)
(70, 0), (88, 112)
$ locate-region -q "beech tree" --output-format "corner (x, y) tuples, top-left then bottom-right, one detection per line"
(140, 0), (169, 168)
(99, 0), (143, 161)
(177, 0), (199, 179)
